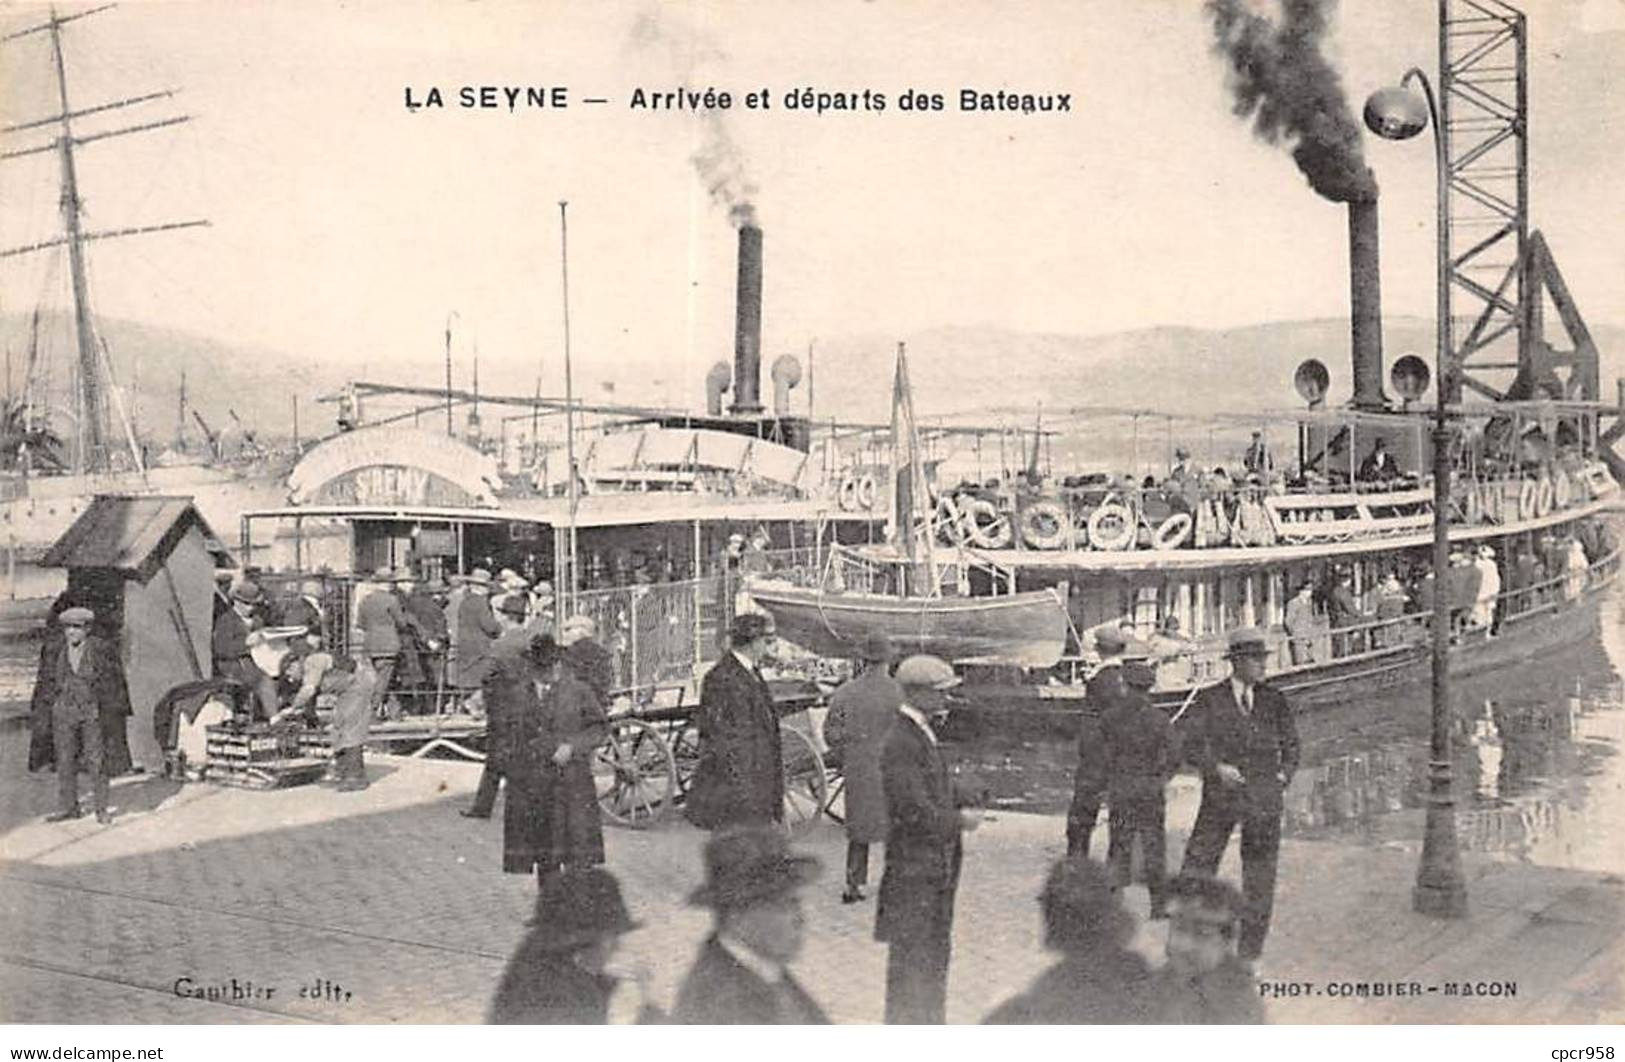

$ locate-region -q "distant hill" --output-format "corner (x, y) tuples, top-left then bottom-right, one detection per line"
(806, 316), (1625, 427)
(4, 312), (1620, 455)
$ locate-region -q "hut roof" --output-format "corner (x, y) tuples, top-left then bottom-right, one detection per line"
(42, 495), (234, 580)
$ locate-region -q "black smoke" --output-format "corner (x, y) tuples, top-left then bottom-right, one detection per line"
(1207, 0), (1377, 204)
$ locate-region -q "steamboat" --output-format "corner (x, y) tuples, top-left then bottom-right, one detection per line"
(237, 0), (1622, 722)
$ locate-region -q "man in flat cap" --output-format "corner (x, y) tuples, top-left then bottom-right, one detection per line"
(1178, 628), (1298, 965)
(686, 612), (784, 830)
(1066, 626), (1127, 857)
(822, 632), (902, 903)
(30, 608), (130, 823)
(672, 826), (828, 1024)
(877, 654), (979, 1024)
(211, 580), (278, 719)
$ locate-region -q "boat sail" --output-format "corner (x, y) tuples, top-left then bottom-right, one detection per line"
(747, 343), (1071, 667)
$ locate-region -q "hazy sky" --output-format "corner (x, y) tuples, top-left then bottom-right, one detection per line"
(1, 0), (1622, 408)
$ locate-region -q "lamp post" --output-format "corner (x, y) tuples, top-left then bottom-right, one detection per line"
(1364, 71), (1468, 917)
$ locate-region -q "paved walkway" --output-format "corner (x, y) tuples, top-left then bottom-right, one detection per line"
(0, 745), (1619, 1024)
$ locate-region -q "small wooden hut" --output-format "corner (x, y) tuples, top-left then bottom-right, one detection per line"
(42, 495), (232, 768)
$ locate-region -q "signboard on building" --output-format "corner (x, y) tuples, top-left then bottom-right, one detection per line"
(287, 425), (501, 507)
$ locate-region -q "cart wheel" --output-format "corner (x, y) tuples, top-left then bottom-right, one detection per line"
(779, 724), (829, 836)
(670, 721), (703, 797)
(593, 718), (677, 829)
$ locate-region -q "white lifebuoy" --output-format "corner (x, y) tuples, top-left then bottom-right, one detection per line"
(1536, 476), (1555, 517)
(1087, 502), (1135, 551)
(1019, 501), (1070, 550)
(1153, 512), (1193, 550)
(1518, 478), (1538, 521)
(963, 498), (1013, 549)
(1553, 470), (1572, 509)
(856, 474), (878, 511)
(838, 476), (859, 512)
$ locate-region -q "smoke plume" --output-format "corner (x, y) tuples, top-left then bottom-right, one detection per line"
(1206, 0), (1377, 204)
(629, 7), (758, 227)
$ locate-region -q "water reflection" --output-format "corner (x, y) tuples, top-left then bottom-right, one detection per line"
(1281, 685), (1621, 870)
(945, 592), (1624, 874)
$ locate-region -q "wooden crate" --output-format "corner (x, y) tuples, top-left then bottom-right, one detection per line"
(206, 757), (329, 790)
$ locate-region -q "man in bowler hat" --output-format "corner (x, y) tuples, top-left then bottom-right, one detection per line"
(877, 654), (980, 1024)
(686, 612), (784, 829)
(672, 826), (829, 1024)
(1177, 628), (1298, 964)
(822, 632), (902, 903)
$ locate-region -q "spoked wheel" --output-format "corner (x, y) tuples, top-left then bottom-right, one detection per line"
(593, 718), (678, 829)
(779, 724), (829, 836)
(670, 721), (703, 799)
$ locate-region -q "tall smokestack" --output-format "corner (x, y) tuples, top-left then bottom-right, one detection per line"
(1348, 197), (1388, 410)
(730, 223), (764, 415)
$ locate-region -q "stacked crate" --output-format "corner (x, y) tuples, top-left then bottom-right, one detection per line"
(204, 723), (329, 790)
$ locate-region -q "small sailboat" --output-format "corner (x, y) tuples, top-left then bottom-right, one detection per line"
(747, 343), (1070, 667)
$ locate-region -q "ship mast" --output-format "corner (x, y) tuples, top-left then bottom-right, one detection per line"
(0, 4), (209, 474)
(48, 10), (105, 472)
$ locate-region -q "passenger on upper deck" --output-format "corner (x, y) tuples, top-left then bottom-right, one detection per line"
(1356, 438), (1402, 484)
(1243, 432), (1273, 478)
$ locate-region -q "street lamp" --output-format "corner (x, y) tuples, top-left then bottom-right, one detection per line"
(1364, 71), (1467, 918)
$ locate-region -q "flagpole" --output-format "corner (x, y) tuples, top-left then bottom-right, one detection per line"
(894, 342), (936, 595)
(559, 201), (579, 613)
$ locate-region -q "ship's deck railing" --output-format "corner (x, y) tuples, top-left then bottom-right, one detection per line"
(926, 462), (1615, 554)
(1108, 546), (1621, 690)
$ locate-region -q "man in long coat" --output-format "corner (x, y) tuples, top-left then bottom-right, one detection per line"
(29, 608), (133, 821)
(822, 632), (901, 903)
(1177, 628), (1299, 964)
(356, 568), (409, 719)
(673, 826), (829, 1024)
(1102, 658), (1176, 917)
(456, 569), (502, 698)
(877, 654), (980, 1025)
(1067, 626), (1126, 856)
(686, 613), (783, 829)
(500, 636), (609, 884)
